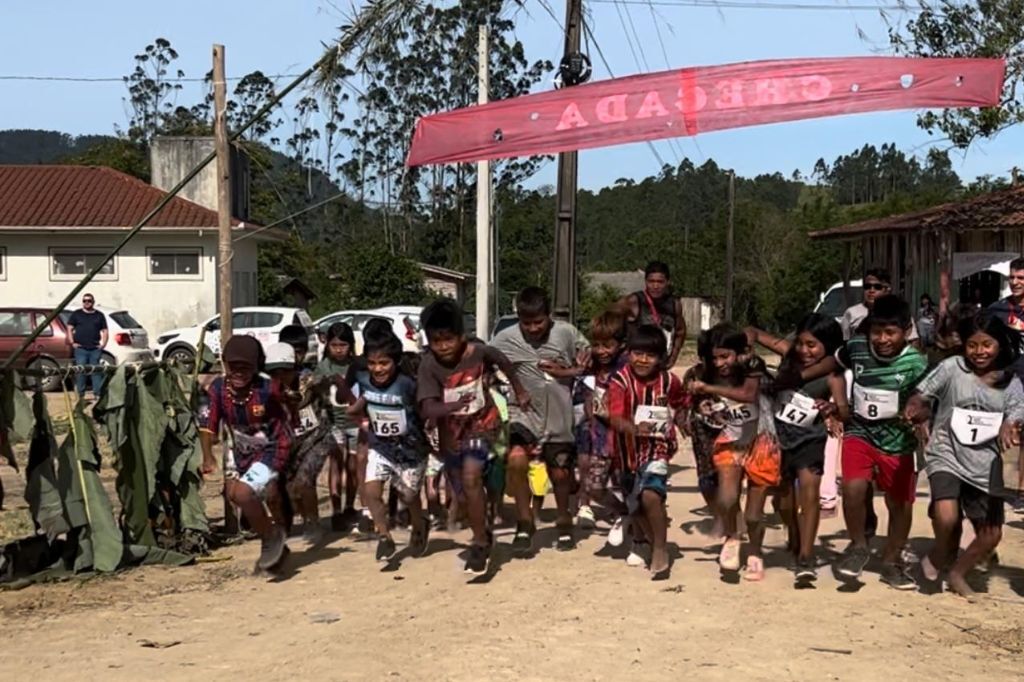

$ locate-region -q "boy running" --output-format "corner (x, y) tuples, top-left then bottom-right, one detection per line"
(416, 299), (527, 575)
(490, 287), (588, 553)
(607, 324), (687, 579)
(835, 295), (928, 589)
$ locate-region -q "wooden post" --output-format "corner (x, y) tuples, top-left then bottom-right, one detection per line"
(475, 25), (491, 340)
(842, 241), (852, 308)
(725, 170), (735, 320)
(213, 44), (233, 341)
(213, 44), (237, 534)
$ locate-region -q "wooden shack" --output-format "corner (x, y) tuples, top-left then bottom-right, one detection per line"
(809, 185), (1024, 307)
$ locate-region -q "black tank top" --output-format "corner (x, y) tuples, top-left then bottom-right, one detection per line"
(633, 290), (677, 333)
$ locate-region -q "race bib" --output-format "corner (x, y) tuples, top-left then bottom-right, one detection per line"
(296, 405), (320, 435)
(443, 378), (486, 416)
(368, 406), (408, 438)
(592, 386), (609, 419)
(853, 385), (899, 420)
(776, 392), (820, 428)
(950, 407), (1002, 446)
(724, 400), (756, 426)
(634, 405), (671, 438)
(573, 403), (586, 426)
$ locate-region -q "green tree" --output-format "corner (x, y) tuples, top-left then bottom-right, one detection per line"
(336, 243), (429, 309)
(887, 1), (1024, 146)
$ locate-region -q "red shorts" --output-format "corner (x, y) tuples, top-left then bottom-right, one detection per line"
(841, 436), (917, 504)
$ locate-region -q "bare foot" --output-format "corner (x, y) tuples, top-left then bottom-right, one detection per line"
(947, 571), (978, 603)
(650, 547), (670, 576)
(743, 555), (765, 582)
(920, 554), (940, 582)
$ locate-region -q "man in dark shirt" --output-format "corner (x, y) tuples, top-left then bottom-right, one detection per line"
(619, 261), (687, 369)
(66, 293), (108, 396)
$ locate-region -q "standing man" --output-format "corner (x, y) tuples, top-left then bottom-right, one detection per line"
(66, 293), (108, 397)
(987, 257), (1024, 332)
(840, 267), (918, 341)
(621, 261), (687, 369)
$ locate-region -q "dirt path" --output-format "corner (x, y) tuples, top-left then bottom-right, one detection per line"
(2, 439), (1023, 681)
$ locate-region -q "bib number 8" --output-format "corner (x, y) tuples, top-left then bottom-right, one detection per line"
(867, 404), (878, 418)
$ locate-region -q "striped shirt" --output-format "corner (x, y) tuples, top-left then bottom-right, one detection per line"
(607, 365), (687, 471)
(837, 336), (928, 455)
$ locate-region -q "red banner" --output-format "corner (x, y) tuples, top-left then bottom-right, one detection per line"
(406, 57), (1005, 166)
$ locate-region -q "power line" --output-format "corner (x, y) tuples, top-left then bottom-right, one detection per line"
(588, 0), (918, 10)
(0, 73), (304, 83)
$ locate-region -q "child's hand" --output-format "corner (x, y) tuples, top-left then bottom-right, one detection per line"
(575, 348), (592, 369)
(1000, 420), (1021, 450)
(815, 400), (837, 418)
(688, 379), (707, 394)
(825, 416), (843, 439)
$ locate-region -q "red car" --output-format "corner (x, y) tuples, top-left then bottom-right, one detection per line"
(0, 308), (73, 391)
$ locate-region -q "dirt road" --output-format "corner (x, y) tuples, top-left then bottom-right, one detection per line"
(2, 438), (1023, 681)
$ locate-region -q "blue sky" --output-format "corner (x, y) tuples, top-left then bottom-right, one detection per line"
(1, 1), (1019, 189)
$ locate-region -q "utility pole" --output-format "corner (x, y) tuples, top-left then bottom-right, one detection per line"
(213, 44), (237, 535)
(551, 0), (583, 323)
(213, 44), (233, 341)
(475, 25), (492, 340)
(725, 170), (735, 321)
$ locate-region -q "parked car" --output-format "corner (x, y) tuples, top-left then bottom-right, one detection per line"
(314, 307), (424, 356)
(491, 314), (518, 339)
(814, 280), (864, 322)
(0, 307), (73, 391)
(153, 307), (318, 367)
(59, 305), (154, 366)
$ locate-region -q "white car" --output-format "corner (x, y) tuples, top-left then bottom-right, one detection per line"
(814, 280), (864, 322)
(314, 306), (425, 356)
(59, 306), (154, 366)
(153, 306), (318, 367)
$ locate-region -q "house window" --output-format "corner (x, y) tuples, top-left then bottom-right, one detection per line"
(50, 249), (117, 280)
(0, 246), (6, 281)
(147, 248), (202, 280)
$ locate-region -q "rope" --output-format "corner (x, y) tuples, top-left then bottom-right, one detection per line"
(61, 381), (92, 526)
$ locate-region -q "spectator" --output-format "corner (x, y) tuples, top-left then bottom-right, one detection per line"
(66, 293), (108, 397)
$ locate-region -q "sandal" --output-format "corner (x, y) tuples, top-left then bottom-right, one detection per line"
(743, 556), (765, 581)
(718, 537), (741, 571)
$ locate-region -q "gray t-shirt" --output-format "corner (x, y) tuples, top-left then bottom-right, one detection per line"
(489, 320), (587, 444)
(917, 356), (1024, 494)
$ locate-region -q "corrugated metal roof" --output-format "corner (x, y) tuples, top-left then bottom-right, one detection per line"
(809, 184), (1024, 240)
(0, 164), (259, 229)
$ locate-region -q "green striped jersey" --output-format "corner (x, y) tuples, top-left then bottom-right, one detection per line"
(837, 336), (928, 455)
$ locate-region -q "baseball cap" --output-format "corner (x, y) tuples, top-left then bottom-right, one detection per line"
(264, 342), (297, 371)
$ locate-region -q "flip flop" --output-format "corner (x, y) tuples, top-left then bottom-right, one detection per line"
(743, 556), (765, 582)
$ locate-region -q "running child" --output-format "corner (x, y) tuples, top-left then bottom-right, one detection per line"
(834, 294), (928, 590)
(607, 324), (687, 579)
(679, 330), (722, 533)
(198, 335), (292, 573)
(314, 321), (360, 531)
(346, 331), (429, 562)
(490, 286), (589, 553)
(574, 310), (628, 530)
(351, 317), (395, 534)
(747, 314), (848, 582)
(416, 299), (526, 574)
(686, 323), (775, 579)
(904, 312), (1024, 599)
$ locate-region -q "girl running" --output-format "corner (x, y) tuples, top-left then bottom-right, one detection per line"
(905, 312), (1024, 600)
(314, 321), (359, 531)
(687, 323), (776, 579)
(747, 314), (848, 582)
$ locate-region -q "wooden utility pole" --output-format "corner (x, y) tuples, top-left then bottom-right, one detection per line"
(213, 44), (233, 340)
(213, 44), (237, 535)
(551, 0), (583, 322)
(475, 25), (492, 340)
(725, 170), (735, 321)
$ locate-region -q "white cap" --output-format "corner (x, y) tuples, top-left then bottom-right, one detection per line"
(264, 342), (297, 371)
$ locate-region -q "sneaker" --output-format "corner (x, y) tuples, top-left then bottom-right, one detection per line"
(257, 525), (288, 571)
(795, 558), (818, 581)
(718, 537), (741, 571)
(511, 521), (535, 554)
(626, 541), (649, 567)
(376, 536), (397, 562)
(358, 511), (373, 534)
(409, 520), (430, 558)
(607, 516), (627, 547)
(880, 562), (917, 591)
(837, 546), (871, 579)
(576, 505), (596, 528)
(556, 525), (576, 552)
(900, 544), (919, 566)
(464, 543), (489, 575)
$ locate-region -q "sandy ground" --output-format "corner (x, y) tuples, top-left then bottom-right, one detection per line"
(2, 378), (1024, 680)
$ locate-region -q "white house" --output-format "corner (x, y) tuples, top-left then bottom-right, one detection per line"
(0, 147), (282, 335)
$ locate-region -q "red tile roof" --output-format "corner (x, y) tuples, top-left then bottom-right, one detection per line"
(0, 164), (261, 230)
(810, 184), (1024, 240)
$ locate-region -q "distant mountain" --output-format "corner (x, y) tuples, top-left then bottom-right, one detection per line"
(0, 129), (117, 164)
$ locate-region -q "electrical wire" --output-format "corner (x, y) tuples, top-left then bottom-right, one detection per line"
(588, 0), (918, 10)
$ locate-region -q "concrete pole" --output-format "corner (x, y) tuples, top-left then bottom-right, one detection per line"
(475, 25), (492, 339)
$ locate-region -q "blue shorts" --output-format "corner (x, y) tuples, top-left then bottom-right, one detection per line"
(444, 438), (492, 497)
(622, 460), (670, 515)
